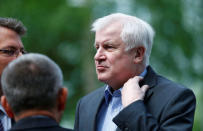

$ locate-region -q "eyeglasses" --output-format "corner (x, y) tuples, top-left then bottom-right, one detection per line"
(0, 48), (27, 57)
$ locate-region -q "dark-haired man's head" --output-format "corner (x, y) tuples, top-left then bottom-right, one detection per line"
(0, 17), (27, 96)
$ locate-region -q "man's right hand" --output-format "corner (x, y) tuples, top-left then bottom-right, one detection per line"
(121, 76), (149, 107)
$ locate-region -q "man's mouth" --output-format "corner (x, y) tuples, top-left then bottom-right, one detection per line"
(96, 65), (108, 71)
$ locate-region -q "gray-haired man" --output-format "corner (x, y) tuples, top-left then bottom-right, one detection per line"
(74, 13), (196, 131)
(1, 53), (72, 131)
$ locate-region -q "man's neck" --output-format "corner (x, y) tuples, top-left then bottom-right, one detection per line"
(15, 110), (58, 122)
(110, 66), (147, 90)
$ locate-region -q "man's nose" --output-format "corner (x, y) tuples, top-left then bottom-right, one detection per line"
(94, 48), (106, 61)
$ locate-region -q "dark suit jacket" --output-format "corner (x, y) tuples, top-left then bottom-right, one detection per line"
(9, 116), (72, 131)
(74, 66), (196, 131)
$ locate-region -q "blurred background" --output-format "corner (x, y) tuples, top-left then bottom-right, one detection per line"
(0, 0), (202, 130)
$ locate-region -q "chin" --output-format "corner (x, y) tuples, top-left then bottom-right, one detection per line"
(97, 74), (109, 83)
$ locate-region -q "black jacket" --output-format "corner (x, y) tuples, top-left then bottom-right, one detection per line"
(10, 116), (72, 131)
(74, 66), (196, 131)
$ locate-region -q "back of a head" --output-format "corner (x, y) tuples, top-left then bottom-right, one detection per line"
(1, 53), (63, 115)
(92, 13), (155, 65)
(0, 17), (26, 36)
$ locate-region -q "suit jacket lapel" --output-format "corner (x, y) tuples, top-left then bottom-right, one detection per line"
(142, 66), (157, 101)
(116, 66), (158, 131)
(90, 87), (105, 131)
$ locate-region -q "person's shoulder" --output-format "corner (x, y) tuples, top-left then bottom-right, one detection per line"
(9, 127), (73, 131)
(155, 74), (195, 98)
(80, 86), (105, 102)
(157, 75), (186, 89)
(60, 127), (73, 131)
(147, 66), (194, 97)
(49, 126), (73, 131)
(75, 86), (105, 112)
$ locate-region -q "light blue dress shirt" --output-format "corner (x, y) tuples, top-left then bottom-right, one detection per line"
(97, 68), (147, 131)
(0, 104), (12, 131)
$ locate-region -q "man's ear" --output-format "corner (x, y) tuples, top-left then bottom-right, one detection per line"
(1, 96), (14, 118)
(133, 46), (145, 64)
(57, 87), (68, 111)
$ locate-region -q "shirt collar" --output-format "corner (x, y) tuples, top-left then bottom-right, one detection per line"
(0, 104), (7, 115)
(140, 68), (147, 77)
(104, 85), (122, 104)
(104, 67), (147, 104)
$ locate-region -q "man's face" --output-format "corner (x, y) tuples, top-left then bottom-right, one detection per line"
(0, 26), (24, 76)
(94, 23), (136, 90)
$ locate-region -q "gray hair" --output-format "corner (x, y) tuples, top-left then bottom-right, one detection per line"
(91, 13), (155, 65)
(1, 53), (63, 115)
(0, 17), (27, 36)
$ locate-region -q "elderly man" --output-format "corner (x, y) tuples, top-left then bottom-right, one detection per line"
(74, 13), (196, 131)
(0, 17), (27, 130)
(1, 53), (72, 131)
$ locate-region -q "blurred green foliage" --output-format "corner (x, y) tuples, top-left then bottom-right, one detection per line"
(0, 0), (202, 130)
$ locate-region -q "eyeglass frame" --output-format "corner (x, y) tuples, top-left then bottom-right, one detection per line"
(0, 48), (27, 57)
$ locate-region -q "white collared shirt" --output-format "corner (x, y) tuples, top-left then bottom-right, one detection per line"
(0, 104), (11, 131)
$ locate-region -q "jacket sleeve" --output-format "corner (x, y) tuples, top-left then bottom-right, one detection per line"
(113, 89), (196, 131)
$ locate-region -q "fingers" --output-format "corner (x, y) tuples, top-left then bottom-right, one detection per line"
(141, 85), (149, 93)
(131, 76), (143, 83)
(122, 76), (150, 107)
(124, 76), (143, 87)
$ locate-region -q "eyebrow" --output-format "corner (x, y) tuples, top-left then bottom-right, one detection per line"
(1, 45), (24, 50)
(103, 40), (114, 45)
(94, 40), (114, 46)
